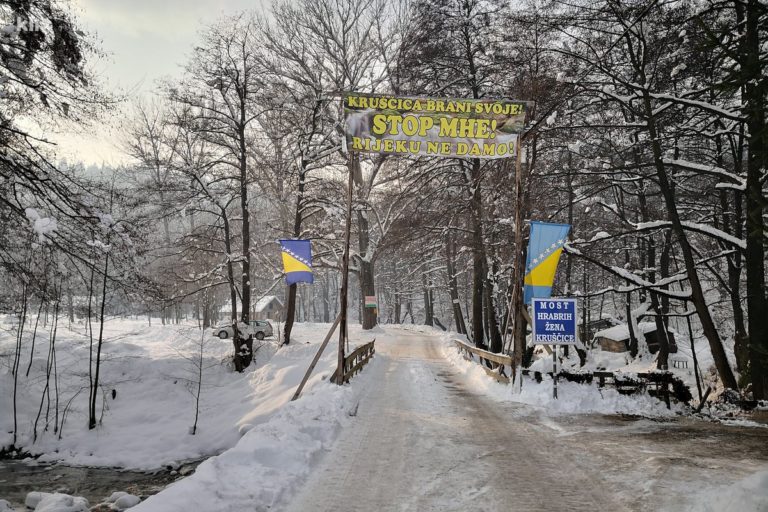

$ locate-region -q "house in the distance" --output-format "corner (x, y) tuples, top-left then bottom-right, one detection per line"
(219, 295), (285, 322)
(593, 321), (678, 354)
(253, 295), (285, 322)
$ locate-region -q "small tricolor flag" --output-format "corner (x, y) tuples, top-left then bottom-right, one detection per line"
(279, 239), (314, 285)
(523, 221), (570, 304)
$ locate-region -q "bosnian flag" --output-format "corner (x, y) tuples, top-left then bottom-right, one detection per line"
(279, 239), (314, 285)
(523, 221), (570, 304)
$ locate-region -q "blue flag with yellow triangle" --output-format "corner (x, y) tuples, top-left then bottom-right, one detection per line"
(279, 239), (314, 285)
(523, 221), (570, 304)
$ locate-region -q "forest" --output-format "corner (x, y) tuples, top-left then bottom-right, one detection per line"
(1, 0), (767, 452)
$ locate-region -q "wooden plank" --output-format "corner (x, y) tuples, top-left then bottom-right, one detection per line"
(454, 339), (512, 366)
(340, 340), (376, 383)
(347, 341), (375, 363)
(292, 313), (342, 401)
(482, 365), (511, 384)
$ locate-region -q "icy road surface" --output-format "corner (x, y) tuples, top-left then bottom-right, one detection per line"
(284, 329), (768, 512)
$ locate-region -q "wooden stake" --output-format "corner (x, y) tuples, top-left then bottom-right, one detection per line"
(335, 152), (356, 384)
(291, 313), (342, 401)
(511, 137), (527, 390)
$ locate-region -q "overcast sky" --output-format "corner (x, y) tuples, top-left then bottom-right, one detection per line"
(55, 0), (264, 165)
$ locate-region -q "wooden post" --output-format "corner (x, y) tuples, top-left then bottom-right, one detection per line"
(292, 313), (342, 401)
(511, 136), (527, 391)
(335, 152), (356, 384)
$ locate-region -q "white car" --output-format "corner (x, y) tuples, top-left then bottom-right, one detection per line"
(215, 320), (274, 340)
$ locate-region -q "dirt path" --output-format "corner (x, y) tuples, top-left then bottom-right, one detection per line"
(283, 330), (768, 512)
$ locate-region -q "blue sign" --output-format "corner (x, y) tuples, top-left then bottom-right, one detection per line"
(531, 298), (578, 345)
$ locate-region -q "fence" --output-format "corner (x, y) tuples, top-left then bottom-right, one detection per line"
(453, 339), (691, 408)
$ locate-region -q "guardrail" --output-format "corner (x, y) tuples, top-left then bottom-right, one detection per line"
(454, 339), (691, 408)
(454, 339), (513, 384)
(332, 340), (376, 384)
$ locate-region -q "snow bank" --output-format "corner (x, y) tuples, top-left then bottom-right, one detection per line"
(439, 333), (678, 416)
(687, 468), (768, 512)
(132, 337), (376, 512)
(25, 492), (89, 512)
(104, 492), (141, 510)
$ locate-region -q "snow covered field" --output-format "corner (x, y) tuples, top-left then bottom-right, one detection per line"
(0, 317), (372, 471)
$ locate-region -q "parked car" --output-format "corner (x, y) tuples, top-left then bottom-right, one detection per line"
(215, 320), (273, 340)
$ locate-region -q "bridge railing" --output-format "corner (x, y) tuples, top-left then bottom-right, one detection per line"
(454, 339), (512, 384)
(332, 340), (376, 384)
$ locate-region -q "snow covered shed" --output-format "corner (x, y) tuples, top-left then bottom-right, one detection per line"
(253, 295), (285, 321)
(578, 316), (620, 343)
(593, 322), (678, 354)
(219, 296), (285, 321)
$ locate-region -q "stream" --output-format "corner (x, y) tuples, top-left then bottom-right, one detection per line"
(0, 459), (193, 509)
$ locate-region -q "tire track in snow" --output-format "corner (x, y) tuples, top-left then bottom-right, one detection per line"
(282, 331), (626, 512)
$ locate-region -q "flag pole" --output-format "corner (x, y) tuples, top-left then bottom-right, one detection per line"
(335, 151), (356, 384)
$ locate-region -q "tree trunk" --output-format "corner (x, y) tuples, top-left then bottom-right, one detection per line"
(237, 119), (253, 369)
(468, 159), (487, 348)
(445, 231), (467, 335)
(423, 273), (433, 326)
(322, 274), (330, 323)
(642, 91), (738, 390)
(741, 0), (768, 399)
(89, 253), (108, 430)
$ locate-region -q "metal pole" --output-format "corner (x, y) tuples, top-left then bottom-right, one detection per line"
(335, 152), (356, 384)
(553, 344), (558, 399)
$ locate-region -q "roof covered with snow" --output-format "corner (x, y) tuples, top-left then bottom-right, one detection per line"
(594, 321), (668, 341)
(254, 295), (284, 312)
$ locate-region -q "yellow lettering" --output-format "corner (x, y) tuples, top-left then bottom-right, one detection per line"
(439, 118), (458, 137)
(457, 119), (473, 138)
(401, 115), (420, 136)
(388, 115), (403, 135)
(475, 119), (492, 138)
(372, 115), (387, 135)
(419, 116), (434, 136)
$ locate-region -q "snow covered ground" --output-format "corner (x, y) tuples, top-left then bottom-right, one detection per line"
(0, 317), (371, 470)
(3, 321), (767, 511)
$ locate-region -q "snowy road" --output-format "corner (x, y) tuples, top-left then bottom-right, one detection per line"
(283, 330), (768, 512)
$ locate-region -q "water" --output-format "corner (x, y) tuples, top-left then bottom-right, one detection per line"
(0, 459), (190, 509)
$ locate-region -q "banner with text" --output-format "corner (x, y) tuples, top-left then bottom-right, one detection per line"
(344, 93), (529, 159)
